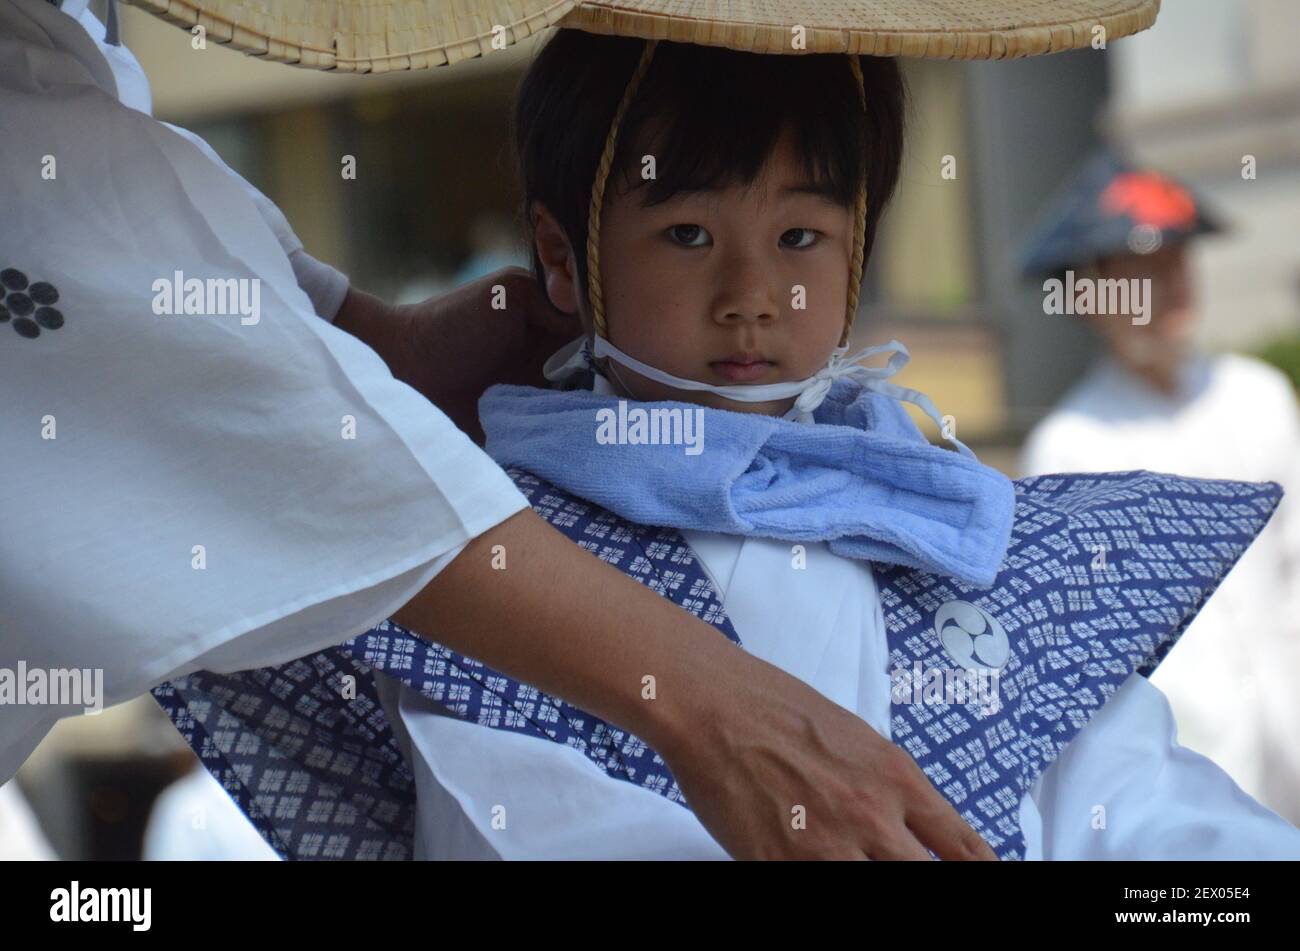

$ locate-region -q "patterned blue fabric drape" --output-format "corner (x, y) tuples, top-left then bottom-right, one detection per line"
(153, 468), (1281, 860)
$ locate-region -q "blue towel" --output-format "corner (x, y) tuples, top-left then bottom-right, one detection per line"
(479, 378), (1016, 586)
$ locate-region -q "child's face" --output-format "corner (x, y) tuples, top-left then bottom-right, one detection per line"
(534, 128), (855, 415)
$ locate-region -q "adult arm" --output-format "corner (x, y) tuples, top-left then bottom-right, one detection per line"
(394, 505), (996, 860)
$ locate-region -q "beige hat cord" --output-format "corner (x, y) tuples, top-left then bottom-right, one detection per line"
(586, 42), (870, 349)
(585, 38), (659, 343)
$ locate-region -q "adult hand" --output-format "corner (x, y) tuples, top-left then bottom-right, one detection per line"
(660, 645), (998, 860)
(335, 267), (578, 442)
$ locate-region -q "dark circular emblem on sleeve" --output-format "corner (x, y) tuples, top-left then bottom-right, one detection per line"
(12, 318), (40, 338)
(1, 268), (65, 339)
(29, 282), (59, 305)
(6, 292), (34, 317)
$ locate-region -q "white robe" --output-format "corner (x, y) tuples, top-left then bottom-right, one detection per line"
(0, 0), (527, 782)
(382, 373), (1300, 859)
(1022, 352), (1300, 825)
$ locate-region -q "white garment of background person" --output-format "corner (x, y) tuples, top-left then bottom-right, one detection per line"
(1021, 351), (1300, 826)
(143, 766), (281, 861)
(378, 374), (1300, 860)
(0, 0), (525, 783)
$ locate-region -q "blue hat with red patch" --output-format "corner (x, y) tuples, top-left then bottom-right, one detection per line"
(1019, 150), (1223, 280)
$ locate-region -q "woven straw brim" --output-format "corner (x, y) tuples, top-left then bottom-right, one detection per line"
(123, 0), (1160, 73)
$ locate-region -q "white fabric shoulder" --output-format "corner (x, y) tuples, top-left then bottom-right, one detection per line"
(1019, 408), (1101, 477)
(1214, 352), (1300, 420)
(68, 2), (152, 114)
(33, 0), (348, 323)
(159, 122), (351, 322)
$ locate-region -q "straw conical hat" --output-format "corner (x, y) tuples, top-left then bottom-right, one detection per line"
(123, 0), (1160, 73)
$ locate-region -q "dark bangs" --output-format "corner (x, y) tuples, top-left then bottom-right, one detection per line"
(513, 28), (907, 304)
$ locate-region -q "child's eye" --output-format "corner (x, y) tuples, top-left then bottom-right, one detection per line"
(667, 224), (710, 247)
(780, 228), (820, 249)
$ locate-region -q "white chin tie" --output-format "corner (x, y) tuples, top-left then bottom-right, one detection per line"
(542, 334), (973, 457)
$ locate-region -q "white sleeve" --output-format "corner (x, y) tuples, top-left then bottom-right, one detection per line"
(159, 122), (352, 323)
(1029, 672), (1300, 859)
(0, 42), (527, 783)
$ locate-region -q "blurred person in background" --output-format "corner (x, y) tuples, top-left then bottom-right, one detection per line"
(1019, 151), (1300, 824)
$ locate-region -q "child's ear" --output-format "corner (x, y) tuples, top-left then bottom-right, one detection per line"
(529, 200), (585, 321)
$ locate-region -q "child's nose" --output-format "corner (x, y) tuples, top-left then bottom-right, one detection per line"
(710, 253), (782, 327)
(714, 306), (775, 328)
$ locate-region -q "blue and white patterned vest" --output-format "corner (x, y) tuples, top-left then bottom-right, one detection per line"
(152, 468), (1281, 860)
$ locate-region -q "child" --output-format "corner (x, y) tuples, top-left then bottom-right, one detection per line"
(153, 9), (1298, 861)
(362, 30), (1299, 860)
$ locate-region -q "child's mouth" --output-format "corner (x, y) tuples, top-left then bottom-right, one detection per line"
(709, 355), (775, 383)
